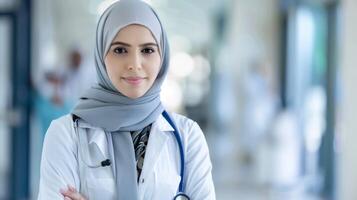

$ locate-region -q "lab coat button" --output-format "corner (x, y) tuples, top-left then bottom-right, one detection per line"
(141, 178), (145, 183)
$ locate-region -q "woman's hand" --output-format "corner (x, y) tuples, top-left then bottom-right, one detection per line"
(60, 185), (87, 200)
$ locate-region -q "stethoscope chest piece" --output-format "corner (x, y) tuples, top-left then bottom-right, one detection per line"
(173, 192), (190, 200)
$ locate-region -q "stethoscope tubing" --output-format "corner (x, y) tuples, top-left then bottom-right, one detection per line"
(162, 110), (186, 193)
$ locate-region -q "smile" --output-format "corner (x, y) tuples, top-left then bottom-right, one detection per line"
(122, 77), (146, 85)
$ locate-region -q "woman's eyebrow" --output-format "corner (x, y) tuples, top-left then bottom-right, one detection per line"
(111, 41), (131, 47)
(111, 41), (158, 47)
(139, 42), (158, 47)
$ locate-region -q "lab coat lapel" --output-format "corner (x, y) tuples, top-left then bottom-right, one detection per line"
(140, 114), (174, 182)
(78, 121), (109, 162)
(88, 129), (109, 159)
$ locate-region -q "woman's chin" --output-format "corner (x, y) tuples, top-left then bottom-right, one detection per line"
(124, 92), (145, 99)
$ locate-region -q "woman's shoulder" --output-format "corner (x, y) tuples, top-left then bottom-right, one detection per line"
(168, 112), (209, 157)
(44, 114), (76, 144)
(168, 112), (203, 138)
(49, 114), (74, 130)
(169, 112), (196, 128)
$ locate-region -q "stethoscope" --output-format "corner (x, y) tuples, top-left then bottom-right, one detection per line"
(73, 110), (190, 200)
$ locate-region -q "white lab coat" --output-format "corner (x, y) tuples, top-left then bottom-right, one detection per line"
(38, 113), (215, 200)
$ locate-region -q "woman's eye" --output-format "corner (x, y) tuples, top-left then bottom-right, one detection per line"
(113, 47), (127, 54)
(142, 48), (155, 54)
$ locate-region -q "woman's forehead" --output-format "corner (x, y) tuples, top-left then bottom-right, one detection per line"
(112, 24), (158, 44)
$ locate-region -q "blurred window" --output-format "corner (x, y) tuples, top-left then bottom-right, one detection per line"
(0, 0), (17, 9)
(0, 18), (11, 199)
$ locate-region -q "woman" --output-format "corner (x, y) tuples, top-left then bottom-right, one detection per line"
(38, 0), (215, 199)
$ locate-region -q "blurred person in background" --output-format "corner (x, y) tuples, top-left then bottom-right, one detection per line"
(33, 70), (72, 137)
(33, 47), (95, 137)
(61, 47), (96, 107)
(37, 0), (215, 200)
(240, 60), (278, 181)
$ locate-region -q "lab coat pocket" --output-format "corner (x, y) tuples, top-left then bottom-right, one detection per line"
(154, 173), (181, 199)
(86, 178), (116, 200)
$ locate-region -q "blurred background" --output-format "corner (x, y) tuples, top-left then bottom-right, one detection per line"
(0, 0), (356, 199)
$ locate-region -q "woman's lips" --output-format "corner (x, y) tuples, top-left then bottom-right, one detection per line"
(122, 77), (145, 85)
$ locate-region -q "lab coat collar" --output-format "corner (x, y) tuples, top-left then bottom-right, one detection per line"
(155, 113), (175, 132)
(76, 119), (105, 146)
(76, 119), (108, 159)
(79, 113), (175, 160)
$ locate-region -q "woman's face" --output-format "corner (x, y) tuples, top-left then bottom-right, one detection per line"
(104, 24), (161, 99)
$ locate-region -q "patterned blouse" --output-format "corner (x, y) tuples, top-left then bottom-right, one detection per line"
(130, 124), (152, 182)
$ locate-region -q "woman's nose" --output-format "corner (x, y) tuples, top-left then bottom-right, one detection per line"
(127, 53), (142, 70)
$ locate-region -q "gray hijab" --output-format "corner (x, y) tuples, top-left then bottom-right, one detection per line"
(72, 0), (169, 132)
(71, 0), (170, 199)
